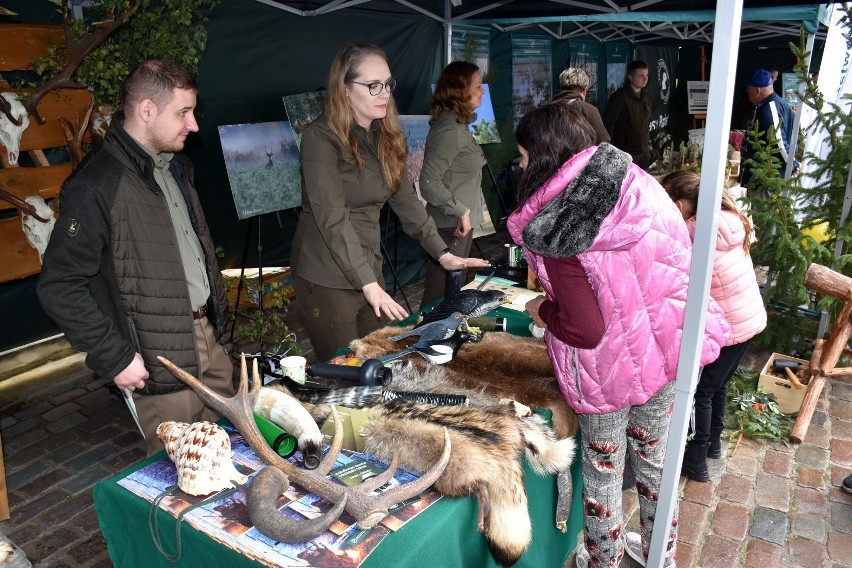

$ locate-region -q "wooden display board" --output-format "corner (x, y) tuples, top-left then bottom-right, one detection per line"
(0, 23), (92, 283)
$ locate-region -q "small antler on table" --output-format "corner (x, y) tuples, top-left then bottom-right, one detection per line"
(158, 354), (450, 542)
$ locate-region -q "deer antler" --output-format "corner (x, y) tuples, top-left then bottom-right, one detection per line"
(0, 94), (22, 127)
(0, 188), (50, 222)
(25, 3), (139, 124)
(59, 100), (94, 166)
(158, 354), (450, 539)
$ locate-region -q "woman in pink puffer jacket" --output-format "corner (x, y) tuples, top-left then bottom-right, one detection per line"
(509, 103), (730, 568)
(662, 170), (767, 483)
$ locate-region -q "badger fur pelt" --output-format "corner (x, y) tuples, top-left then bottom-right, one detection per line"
(289, 363), (576, 567)
(350, 327), (578, 440)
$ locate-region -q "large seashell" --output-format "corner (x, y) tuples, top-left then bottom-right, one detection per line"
(156, 421), (248, 496)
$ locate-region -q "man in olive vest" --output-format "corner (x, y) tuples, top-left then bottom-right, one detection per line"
(38, 59), (235, 456)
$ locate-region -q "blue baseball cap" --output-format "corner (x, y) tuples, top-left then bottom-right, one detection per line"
(747, 68), (774, 88)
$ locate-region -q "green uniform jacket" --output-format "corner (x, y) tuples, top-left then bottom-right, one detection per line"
(291, 116), (446, 290)
(419, 110), (486, 230)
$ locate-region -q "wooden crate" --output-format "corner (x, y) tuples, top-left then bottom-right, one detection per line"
(758, 352), (808, 414)
(221, 267), (294, 309)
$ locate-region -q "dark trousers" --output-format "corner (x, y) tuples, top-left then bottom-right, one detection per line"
(421, 226), (473, 308)
(692, 339), (752, 446)
(294, 275), (387, 361)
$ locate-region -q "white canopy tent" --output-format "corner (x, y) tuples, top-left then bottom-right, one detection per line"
(248, 2), (830, 566)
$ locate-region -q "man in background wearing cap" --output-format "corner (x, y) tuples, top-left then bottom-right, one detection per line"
(553, 67), (610, 145)
(740, 67), (795, 188)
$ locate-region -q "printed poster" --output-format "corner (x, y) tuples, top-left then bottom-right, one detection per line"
(511, 35), (552, 127)
(451, 25), (490, 77)
(117, 422), (442, 568)
(568, 39), (601, 105)
(283, 91), (326, 148)
(218, 121), (302, 219)
(604, 41), (631, 101)
(634, 45), (679, 132)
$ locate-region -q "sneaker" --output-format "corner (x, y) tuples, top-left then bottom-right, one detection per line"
(843, 474), (852, 494)
(624, 532), (676, 568)
(575, 545), (590, 568)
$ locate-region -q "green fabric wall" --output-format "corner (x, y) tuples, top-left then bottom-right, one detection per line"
(193, 0), (444, 277)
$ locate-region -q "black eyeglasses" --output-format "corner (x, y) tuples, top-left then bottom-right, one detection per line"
(349, 78), (397, 96)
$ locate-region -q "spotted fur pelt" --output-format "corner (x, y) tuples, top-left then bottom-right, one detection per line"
(290, 363), (576, 567)
(349, 327), (578, 439)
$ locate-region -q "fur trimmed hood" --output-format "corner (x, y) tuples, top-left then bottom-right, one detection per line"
(522, 143), (632, 258)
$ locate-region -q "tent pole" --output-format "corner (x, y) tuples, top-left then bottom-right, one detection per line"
(646, 1), (743, 567)
(784, 32), (815, 179)
(444, 0), (452, 65)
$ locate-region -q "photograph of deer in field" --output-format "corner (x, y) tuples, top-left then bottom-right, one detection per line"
(218, 121), (301, 220)
(282, 91), (325, 149)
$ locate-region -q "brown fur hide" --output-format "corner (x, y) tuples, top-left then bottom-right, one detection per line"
(293, 362), (576, 567)
(349, 328), (578, 439)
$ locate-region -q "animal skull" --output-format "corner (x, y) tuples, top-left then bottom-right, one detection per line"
(21, 196), (56, 263)
(0, 92), (29, 165)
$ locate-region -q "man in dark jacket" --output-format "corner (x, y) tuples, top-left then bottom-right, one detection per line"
(602, 60), (653, 170)
(739, 67), (796, 188)
(37, 59), (235, 456)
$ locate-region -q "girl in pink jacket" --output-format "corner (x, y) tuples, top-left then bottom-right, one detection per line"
(509, 104), (730, 568)
(662, 170), (767, 482)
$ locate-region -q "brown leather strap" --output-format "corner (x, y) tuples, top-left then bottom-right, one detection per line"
(192, 305), (208, 320)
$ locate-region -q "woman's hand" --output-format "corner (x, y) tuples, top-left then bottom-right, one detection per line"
(525, 295), (547, 328)
(438, 252), (490, 271)
(362, 282), (409, 321)
(454, 210), (472, 237)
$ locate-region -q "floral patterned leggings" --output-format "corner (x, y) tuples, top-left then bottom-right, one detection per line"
(578, 381), (678, 567)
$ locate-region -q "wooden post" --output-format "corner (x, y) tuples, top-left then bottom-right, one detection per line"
(0, 433), (9, 521)
(792, 264), (852, 442)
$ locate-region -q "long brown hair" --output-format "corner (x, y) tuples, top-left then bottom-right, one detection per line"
(514, 102), (596, 207)
(324, 43), (407, 192)
(661, 169), (753, 253)
(430, 61), (480, 125)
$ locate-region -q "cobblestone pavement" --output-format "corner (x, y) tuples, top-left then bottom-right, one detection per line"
(1, 230), (851, 567)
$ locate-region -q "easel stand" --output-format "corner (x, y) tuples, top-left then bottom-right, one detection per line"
(227, 215), (267, 345)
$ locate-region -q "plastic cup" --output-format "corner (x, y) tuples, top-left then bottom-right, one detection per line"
(280, 355), (306, 384)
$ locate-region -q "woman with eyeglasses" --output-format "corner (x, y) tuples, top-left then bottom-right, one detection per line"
(291, 43), (489, 360)
(418, 61), (488, 308)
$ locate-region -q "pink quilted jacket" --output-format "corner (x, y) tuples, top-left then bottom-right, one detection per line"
(687, 211), (767, 346)
(509, 144), (730, 414)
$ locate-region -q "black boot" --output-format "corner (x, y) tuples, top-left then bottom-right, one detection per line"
(681, 442), (710, 482)
(707, 427), (724, 459)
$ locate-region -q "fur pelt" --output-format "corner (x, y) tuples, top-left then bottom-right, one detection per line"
(290, 363), (576, 567)
(349, 327), (578, 440)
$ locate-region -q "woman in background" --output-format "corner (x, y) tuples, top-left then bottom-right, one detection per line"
(291, 44), (488, 360)
(508, 103), (730, 568)
(662, 170), (766, 482)
(419, 61), (487, 307)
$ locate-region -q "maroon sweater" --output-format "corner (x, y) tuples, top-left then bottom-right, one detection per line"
(538, 256), (605, 349)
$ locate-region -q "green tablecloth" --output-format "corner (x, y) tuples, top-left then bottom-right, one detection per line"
(93, 302), (584, 567)
(93, 433), (582, 568)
